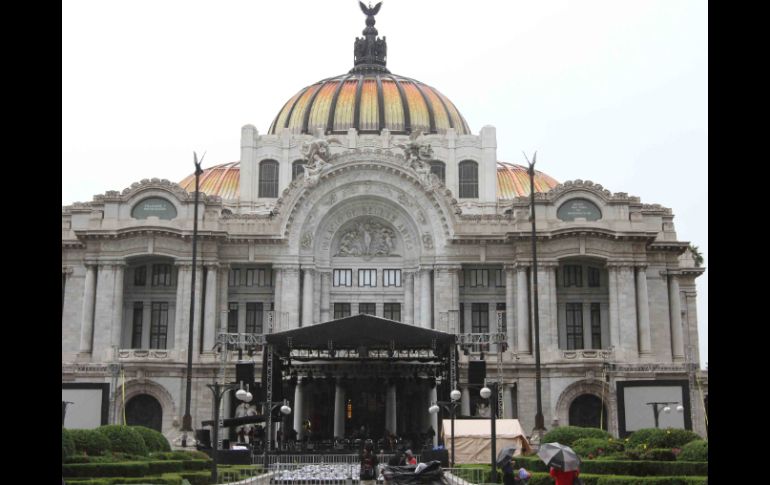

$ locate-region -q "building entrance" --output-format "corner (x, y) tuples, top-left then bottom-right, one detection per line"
(346, 379), (386, 440)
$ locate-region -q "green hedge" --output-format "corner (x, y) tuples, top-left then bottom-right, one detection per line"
(62, 462), (150, 478)
(97, 425), (149, 456)
(640, 449), (676, 462)
(147, 460), (184, 474)
(66, 475), (185, 485)
(69, 429), (112, 456)
(542, 426), (612, 445)
(572, 438), (625, 458)
(64, 479), (111, 485)
(63, 428), (76, 462)
(495, 456), (707, 476)
(177, 470), (212, 485)
(454, 469), (707, 485)
(150, 450), (212, 461)
(626, 429), (701, 449)
(132, 426), (171, 452)
(677, 440), (707, 461)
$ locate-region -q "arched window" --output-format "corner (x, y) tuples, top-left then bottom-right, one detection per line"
(569, 394), (607, 429)
(292, 160), (306, 180)
(259, 159), (279, 198)
(126, 394), (163, 432)
(430, 161), (445, 183)
(458, 160), (478, 198)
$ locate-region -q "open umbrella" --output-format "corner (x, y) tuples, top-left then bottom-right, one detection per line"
(537, 442), (581, 471)
(496, 446), (518, 467)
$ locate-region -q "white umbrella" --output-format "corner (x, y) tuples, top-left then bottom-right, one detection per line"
(537, 442), (581, 471)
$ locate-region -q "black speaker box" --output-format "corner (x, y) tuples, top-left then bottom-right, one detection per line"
(468, 360), (486, 385)
(235, 362), (255, 389)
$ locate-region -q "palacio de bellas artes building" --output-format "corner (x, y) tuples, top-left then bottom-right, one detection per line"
(62, 3), (708, 449)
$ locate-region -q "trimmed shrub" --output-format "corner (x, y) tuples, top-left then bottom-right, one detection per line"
(97, 425), (149, 456)
(133, 426), (171, 452)
(485, 456), (708, 477)
(151, 450), (211, 461)
(677, 440), (707, 461)
(626, 429), (701, 449)
(542, 426), (612, 446)
(70, 428), (112, 456)
(63, 480), (111, 485)
(177, 470), (212, 485)
(147, 460), (185, 474)
(572, 438), (625, 458)
(63, 428), (76, 462)
(641, 449), (677, 462)
(62, 462), (150, 478)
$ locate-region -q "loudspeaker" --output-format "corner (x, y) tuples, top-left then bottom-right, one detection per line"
(195, 429), (211, 448)
(468, 360), (486, 385)
(260, 351), (284, 402)
(236, 362), (255, 389)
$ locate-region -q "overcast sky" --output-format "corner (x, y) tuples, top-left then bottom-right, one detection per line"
(62, 0), (707, 368)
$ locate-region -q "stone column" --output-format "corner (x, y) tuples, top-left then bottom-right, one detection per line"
(503, 385), (513, 419)
(313, 270), (321, 324)
(203, 265), (218, 352)
(273, 267), (283, 328)
(79, 263), (97, 354)
(536, 264), (556, 351)
(505, 266), (515, 351)
(111, 264), (125, 349)
(636, 266), (652, 355)
(218, 264), (230, 336)
(93, 263), (117, 360)
(516, 265), (530, 354)
(668, 273), (685, 360)
(174, 264), (191, 351)
(433, 265), (460, 332)
(192, 264), (204, 358)
(280, 266), (301, 330)
(608, 265), (621, 351)
(618, 265), (638, 359)
(334, 381), (345, 438)
(404, 271), (415, 325)
(386, 383), (397, 435)
(421, 269), (432, 329)
(461, 386), (471, 416)
(293, 378), (304, 439)
(320, 271), (331, 323)
(429, 385), (438, 447)
(413, 271), (421, 327)
(301, 268), (314, 327)
(449, 266), (461, 332)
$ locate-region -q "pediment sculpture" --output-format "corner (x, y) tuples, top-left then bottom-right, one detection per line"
(335, 219), (399, 257)
(301, 134), (343, 186)
(394, 131), (439, 188)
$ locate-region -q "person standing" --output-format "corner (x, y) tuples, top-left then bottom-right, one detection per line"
(360, 441), (379, 483)
(549, 466), (579, 485)
(405, 449), (417, 465)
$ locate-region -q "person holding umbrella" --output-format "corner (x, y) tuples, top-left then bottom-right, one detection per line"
(537, 442), (581, 485)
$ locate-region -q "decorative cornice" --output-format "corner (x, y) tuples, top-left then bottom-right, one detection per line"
(62, 266), (75, 275)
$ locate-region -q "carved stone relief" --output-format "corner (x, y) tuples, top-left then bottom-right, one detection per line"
(335, 219), (399, 257)
(422, 233), (434, 249)
(301, 232), (313, 249)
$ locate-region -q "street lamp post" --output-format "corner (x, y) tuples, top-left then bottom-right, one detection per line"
(182, 152), (205, 446)
(646, 402), (684, 428)
(480, 383), (498, 483)
(428, 389), (461, 467)
(206, 382), (239, 484)
(262, 400), (292, 468)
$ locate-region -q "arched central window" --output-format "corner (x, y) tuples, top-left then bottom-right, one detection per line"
(259, 159), (279, 198)
(292, 160), (306, 180)
(430, 161), (446, 183)
(458, 160), (478, 198)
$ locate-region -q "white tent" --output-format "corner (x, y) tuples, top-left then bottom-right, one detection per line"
(441, 419), (533, 464)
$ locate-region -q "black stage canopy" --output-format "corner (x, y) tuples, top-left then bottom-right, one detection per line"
(264, 314), (456, 356)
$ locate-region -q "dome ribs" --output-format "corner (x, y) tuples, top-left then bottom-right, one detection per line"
(326, 74), (353, 135)
(411, 80), (437, 134)
(390, 75), (411, 134)
(376, 75), (385, 132)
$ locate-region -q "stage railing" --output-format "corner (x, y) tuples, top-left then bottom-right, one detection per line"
(262, 453), (418, 466)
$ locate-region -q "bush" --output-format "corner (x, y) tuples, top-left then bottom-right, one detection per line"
(62, 462), (150, 478)
(97, 425), (149, 456)
(151, 450), (211, 462)
(542, 426), (611, 446)
(626, 429), (701, 449)
(677, 440), (707, 461)
(63, 428), (76, 462)
(147, 460), (185, 474)
(494, 456), (708, 476)
(132, 426), (171, 452)
(572, 438), (625, 459)
(177, 470), (212, 485)
(641, 449), (677, 461)
(70, 429), (112, 456)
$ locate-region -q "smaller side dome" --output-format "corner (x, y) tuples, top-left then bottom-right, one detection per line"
(179, 161), (240, 200)
(497, 162), (559, 199)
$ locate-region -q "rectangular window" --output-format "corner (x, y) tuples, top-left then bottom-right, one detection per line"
(566, 302), (584, 350)
(358, 302), (376, 316)
(334, 303), (351, 319)
(131, 302), (144, 348)
(471, 303), (489, 351)
(333, 269), (353, 287)
(246, 269), (256, 287)
(134, 266), (147, 287)
(495, 269), (504, 287)
(229, 269), (241, 287)
(591, 302), (602, 348)
(459, 270), (465, 288)
(258, 268), (272, 287)
(563, 265), (583, 287)
(588, 267), (601, 287)
(151, 264), (172, 287)
(358, 269), (377, 287)
(383, 269), (402, 287)
(246, 302), (263, 334)
(496, 302), (506, 334)
(459, 303), (465, 333)
(468, 269), (489, 288)
(228, 302), (239, 333)
(149, 302), (168, 349)
(384, 303), (401, 321)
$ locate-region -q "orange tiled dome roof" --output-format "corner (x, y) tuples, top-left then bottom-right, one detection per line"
(180, 161), (558, 201)
(268, 73), (471, 136)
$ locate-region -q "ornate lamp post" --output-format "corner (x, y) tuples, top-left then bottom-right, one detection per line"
(262, 400), (292, 468)
(480, 384), (498, 482)
(182, 152), (205, 446)
(646, 401), (683, 428)
(428, 388), (461, 467)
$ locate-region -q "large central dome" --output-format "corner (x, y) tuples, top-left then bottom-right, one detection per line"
(268, 2), (470, 136)
(268, 73), (471, 136)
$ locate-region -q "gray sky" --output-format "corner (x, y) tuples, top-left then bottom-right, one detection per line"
(62, 0), (707, 368)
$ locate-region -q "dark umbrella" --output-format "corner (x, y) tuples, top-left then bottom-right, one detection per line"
(496, 446), (518, 467)
(537, 442), (581, 471)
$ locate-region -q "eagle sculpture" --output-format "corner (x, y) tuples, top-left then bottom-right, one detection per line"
(359, 1), (382, 17)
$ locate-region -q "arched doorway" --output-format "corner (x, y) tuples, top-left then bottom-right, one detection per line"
(125, 394), (163, 432)
(569, 394), (607, 430)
